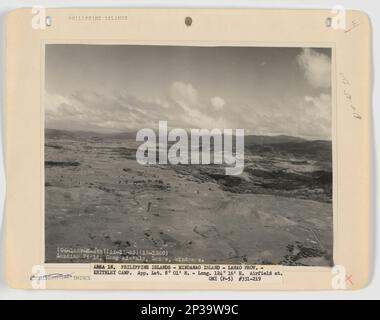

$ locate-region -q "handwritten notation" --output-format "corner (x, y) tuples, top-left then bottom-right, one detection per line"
(339, 72), (362, 120)
(344, 20), (360, 34)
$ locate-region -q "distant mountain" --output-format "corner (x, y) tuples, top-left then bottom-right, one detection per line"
(46, 129), (330, 146)
(103, 131), (137, 139)
(45, 128), (136, 140)
(270, 140), (332, 156)
(244, 135), (307, 145)
(45, 129), (98, 139)
(245, 139), (332, 162)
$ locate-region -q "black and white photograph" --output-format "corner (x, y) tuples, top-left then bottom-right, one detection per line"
(44, 44), (333, 266)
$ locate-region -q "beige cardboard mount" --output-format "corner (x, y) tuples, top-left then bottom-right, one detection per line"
(4, 8), (371, 290)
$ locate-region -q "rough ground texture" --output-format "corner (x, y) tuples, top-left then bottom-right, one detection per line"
(45, 129), (333, 266)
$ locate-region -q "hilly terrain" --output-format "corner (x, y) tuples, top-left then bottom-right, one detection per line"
(44, 129), (333, 266)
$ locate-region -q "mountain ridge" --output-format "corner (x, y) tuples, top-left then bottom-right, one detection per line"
(45, 128), (330, 144)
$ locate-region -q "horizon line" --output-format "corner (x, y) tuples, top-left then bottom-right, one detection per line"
(45, 127), (332, 142)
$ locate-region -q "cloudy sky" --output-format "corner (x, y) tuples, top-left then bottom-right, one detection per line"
(45, 45), (332, 140)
